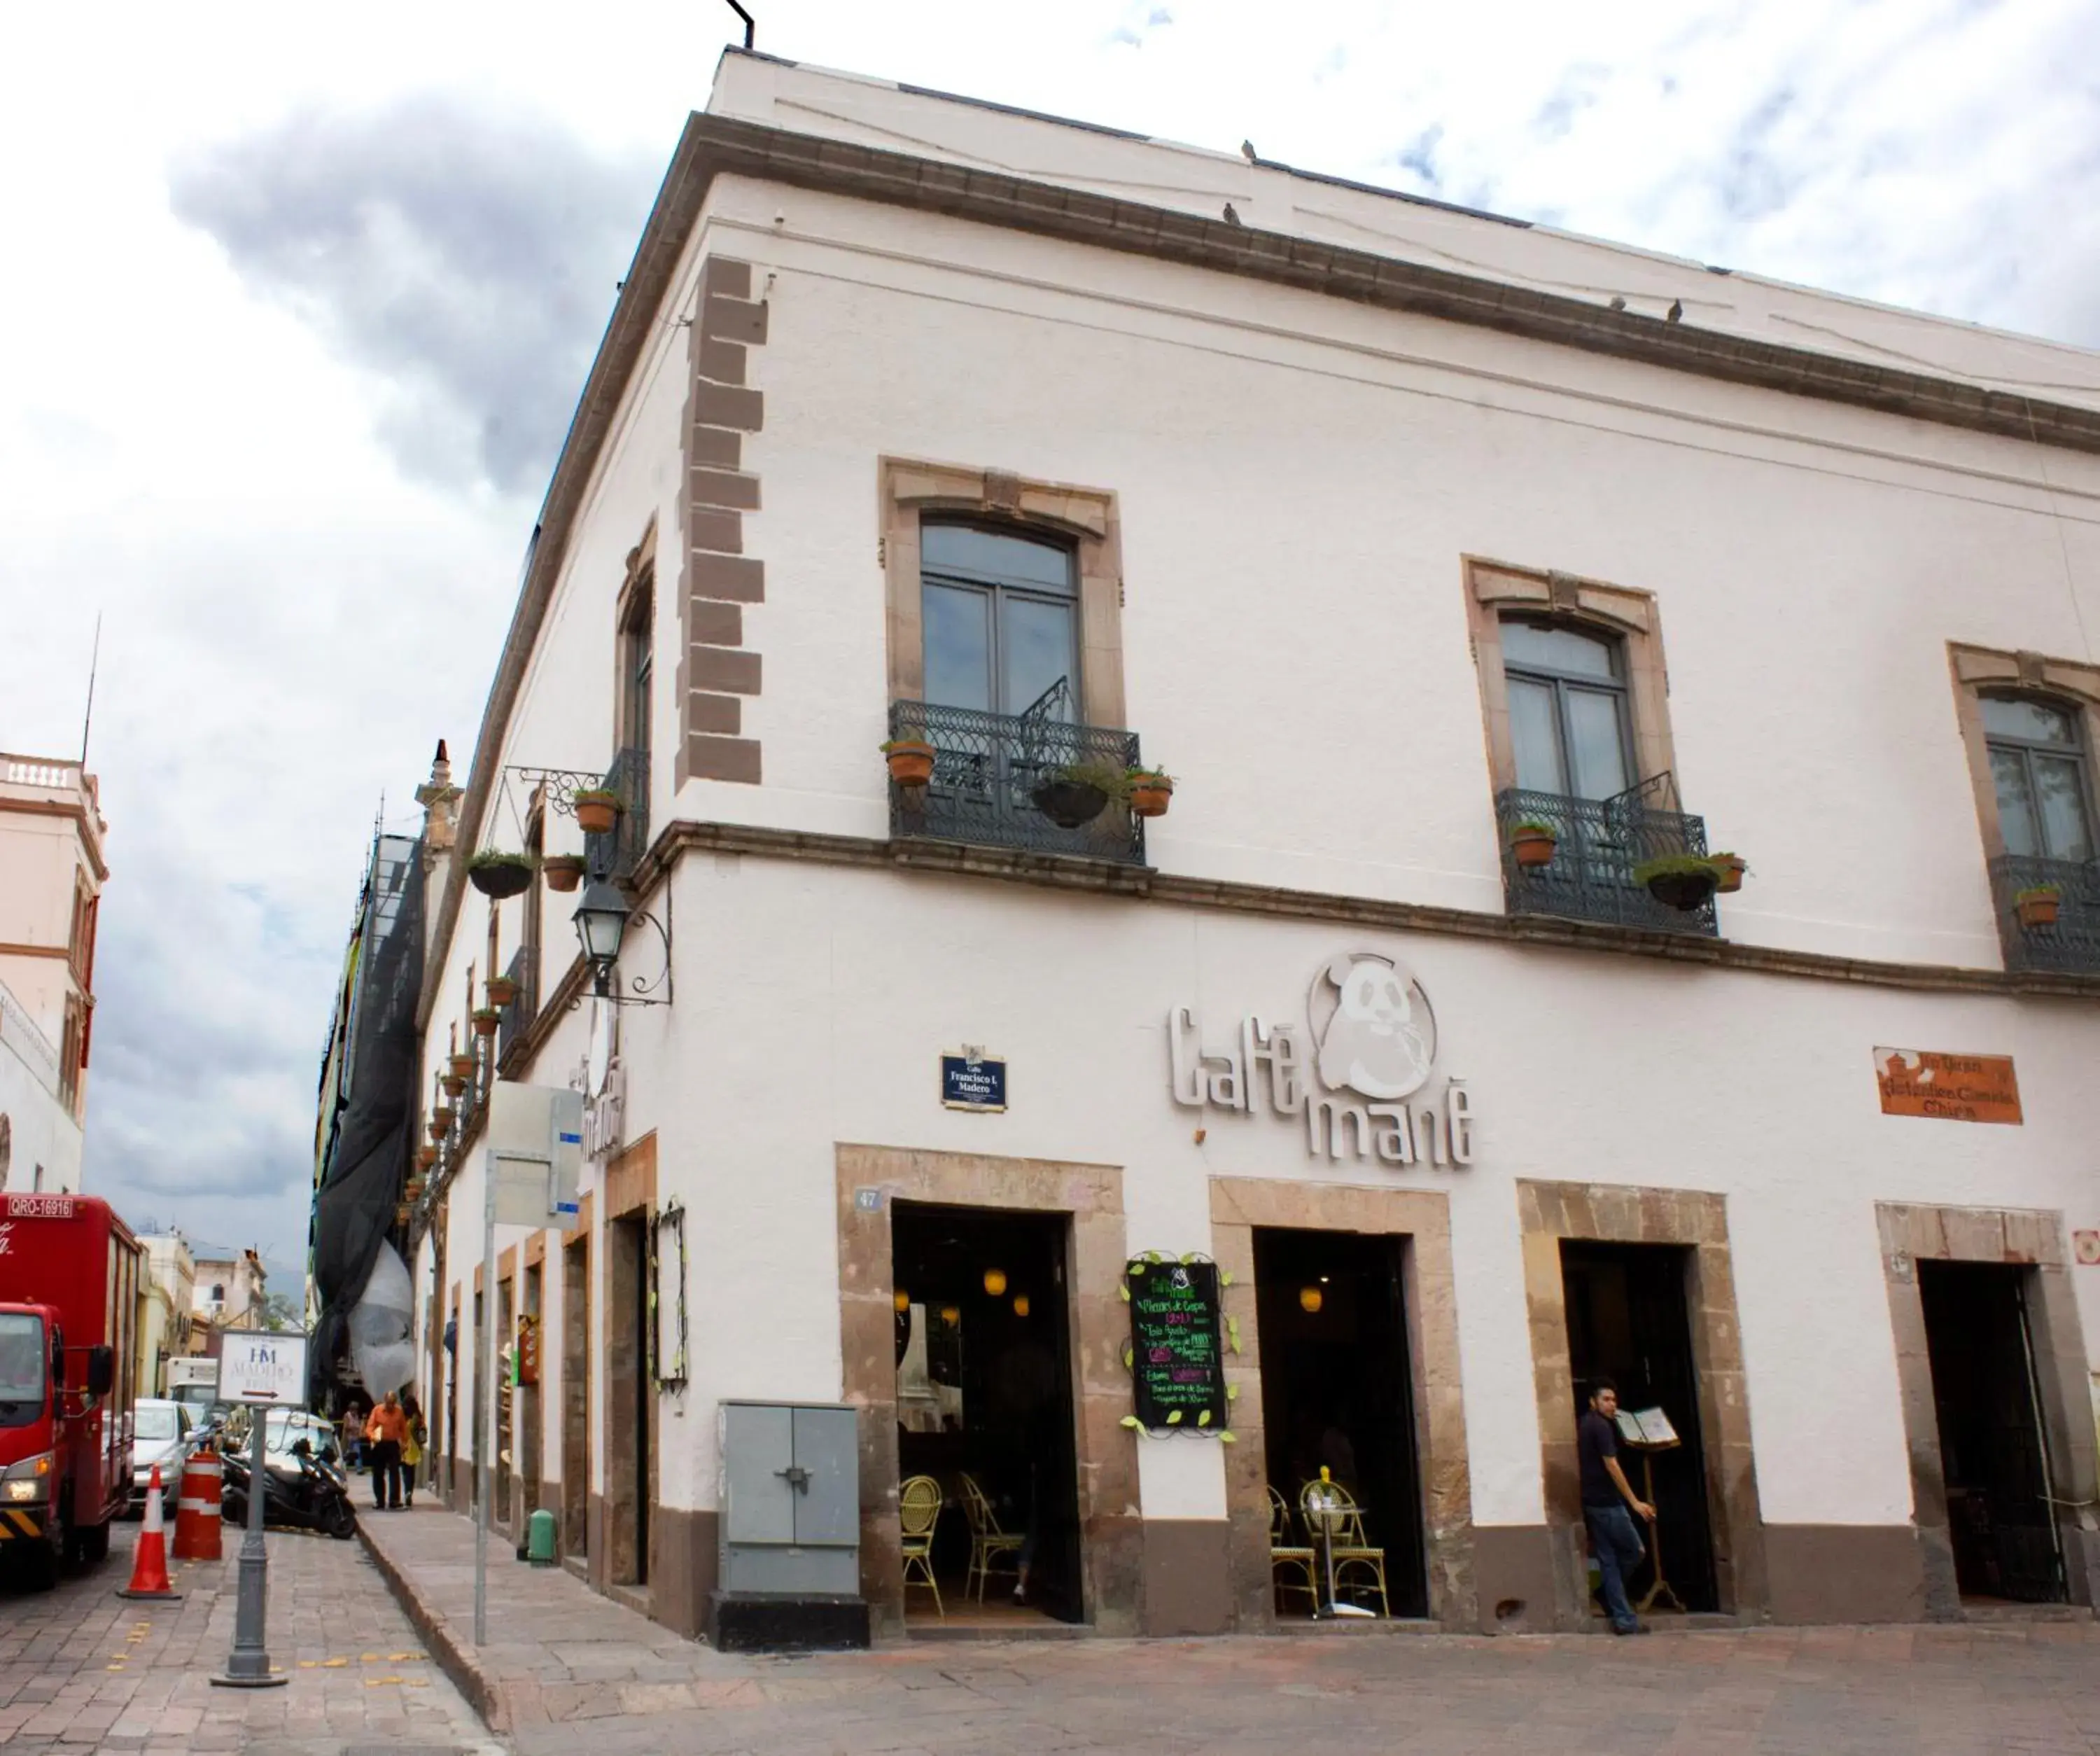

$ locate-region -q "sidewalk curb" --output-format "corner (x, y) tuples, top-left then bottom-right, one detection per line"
(356, 1519), (510, 1734)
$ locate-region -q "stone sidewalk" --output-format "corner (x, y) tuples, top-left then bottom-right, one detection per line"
(363, 1501), (2100, 1755)
(0, 1517), (499, 1755)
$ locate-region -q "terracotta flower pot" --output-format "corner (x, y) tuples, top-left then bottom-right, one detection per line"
(430, 1111), (453, 1140)
(2017, 893), (2060, 930)
(1711, 854), (1746, 894)
(416, 1145), (437, 1171)
(471, 1010), (500, 1039)
(884, 741), (937, 788)
(574, 795), (621, 835)
(1128, 776), (1174, 818)
(449, 1053), (475, 1079)
(486, 976), (518, 1008)
(442, 1074), (465, 1099)
(1511, 829), (1557, 870)
(542, 854), (584, 893)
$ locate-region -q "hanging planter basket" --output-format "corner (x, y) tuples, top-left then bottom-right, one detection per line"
(1509, 823), (1558, 870)
(470, 1008), (501, 1039)
(881, 739), (937, 788)
(486, 975), (519, 1008)
(2015, 887), (2060, 930)
(1031, 763), (1126, 829)
(572, 789), (623, 835)
(1634, 856), (1720, 912)
(542, 853), (585, 893)
(467, 850), (534, 900)
(1127, 772), (1175, 818)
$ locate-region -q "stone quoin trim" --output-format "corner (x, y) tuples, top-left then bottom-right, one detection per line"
(675, 255), (769, 789)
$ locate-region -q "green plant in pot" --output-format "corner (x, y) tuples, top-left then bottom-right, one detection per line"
(1633, 853), (1721, 912)
(542, 853), (585, 893)
(467, 849), (533, 900)
(470, 1006), (501, 1039)
(1508, 819), (1558, 870)
(571, 788), (622, 835)
(2015, 884), (2061, 930)
(1126, 765), (1175, 818)
(881, 738), (937, 788)
(1030, 760), (1129, 829)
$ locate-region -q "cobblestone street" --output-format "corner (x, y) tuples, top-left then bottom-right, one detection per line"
(360, 1502), (2100, 1755)
(0, 1522), (499, 1756)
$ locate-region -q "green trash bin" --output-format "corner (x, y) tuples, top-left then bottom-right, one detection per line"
(525, 1507), (558, 1566)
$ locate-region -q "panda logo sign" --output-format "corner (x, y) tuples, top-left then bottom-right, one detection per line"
(1310, 954), (1435, 1102)
(1166, 950), (1475, 1169)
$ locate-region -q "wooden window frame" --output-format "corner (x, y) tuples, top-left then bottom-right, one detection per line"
(1947, 643), (2100, 860)
(1463, 556), (1676, 795)
(615, 520), (657, 759)
(880, 459), (1127, 730)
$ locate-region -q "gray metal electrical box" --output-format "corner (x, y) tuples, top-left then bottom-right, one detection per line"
(708, 1401), (868, 1651)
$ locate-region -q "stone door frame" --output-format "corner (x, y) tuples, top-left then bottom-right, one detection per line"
(835, 1144), (1133, 1637)
(1518, 1180), (1765, 1625)
(1209, 1177), (1477, 1631)
(1877, 1202), (2099, 1615)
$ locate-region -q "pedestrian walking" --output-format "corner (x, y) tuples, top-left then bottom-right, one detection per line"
(400, 1393), (426, 1508)
(365, 1391), (410, 1510)
(1578, 1378), (1655, 1636)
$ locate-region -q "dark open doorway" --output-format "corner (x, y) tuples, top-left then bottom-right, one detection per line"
(890, 1201), (1083, 1626)
(1918, 1261), (2066, 1603)
(1560, 1241), (1718, 1614)
(607, 1213), (651, 1587)
(1253, 1227), (1427, 1619)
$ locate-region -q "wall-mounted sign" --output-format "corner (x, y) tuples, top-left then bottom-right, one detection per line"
(1127, 1259), (1227, 1433)
(217, 1332), (309, 1407)
(1170, 952), (1475, 1168)
(1873, 1048), (2022, 1125)
(941, 1052), (1007, 1113)
(2073, 1231), (2100, 1266)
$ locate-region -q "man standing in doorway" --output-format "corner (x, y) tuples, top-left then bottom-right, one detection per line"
(1578, 1378), (1654, 1635)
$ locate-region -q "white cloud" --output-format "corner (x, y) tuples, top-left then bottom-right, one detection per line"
(1, 0), (2094, 1264)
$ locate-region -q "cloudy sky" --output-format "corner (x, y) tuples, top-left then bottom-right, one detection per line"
(2, 0), (2096, 1271)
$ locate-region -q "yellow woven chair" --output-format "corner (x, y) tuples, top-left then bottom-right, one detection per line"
(899, 1475), (945, 1617)
(1298, 1477), (1389, 1617)
(957, 1473), (1026, 1603)
(1266, 1485), (1319, 1613)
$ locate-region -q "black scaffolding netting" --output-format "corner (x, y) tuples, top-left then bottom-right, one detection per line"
(309, 831), (424, 1405)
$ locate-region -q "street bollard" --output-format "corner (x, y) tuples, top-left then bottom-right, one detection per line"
(211, 1410), (288, 1689)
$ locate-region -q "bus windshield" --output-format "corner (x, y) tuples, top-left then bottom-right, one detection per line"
(0, 1312), (48, 1422)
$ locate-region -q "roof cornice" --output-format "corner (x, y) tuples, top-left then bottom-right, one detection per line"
(421, 113), (2100, 1024)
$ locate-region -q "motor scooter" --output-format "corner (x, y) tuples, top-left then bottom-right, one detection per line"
(220, 1437), (358, 1540)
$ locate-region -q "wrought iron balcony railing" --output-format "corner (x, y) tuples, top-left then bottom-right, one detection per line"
(496, 945), (539, 1071)
(1989, 853), (2100, 975)
(1495, 775), (1718, 938)
(585, 746), (650, 884)
(888, 692), (1147, 865)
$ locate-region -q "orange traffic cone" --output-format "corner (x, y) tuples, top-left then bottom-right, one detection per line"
(115, 1463), (182, 1600)
(172, 1443), (222, 1563)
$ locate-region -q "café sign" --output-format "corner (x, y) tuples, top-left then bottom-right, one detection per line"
(1170, 952), (1474, 1168)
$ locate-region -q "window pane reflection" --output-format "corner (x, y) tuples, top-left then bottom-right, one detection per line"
(1508, 678), (1563, 793)
(1980, 698), (2076, 745)
(923, 525), (1075, 592)
(1502, 620), (1618, 679)
(923, 583), (991, 711)
(1002, 597), (1077, 718)
(1990, 747), (2040, 858)
(2035, 754), (2094, 860)
(1567, 688), (1631, 800)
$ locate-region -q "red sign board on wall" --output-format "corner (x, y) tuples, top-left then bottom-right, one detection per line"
(1872, 1047), (2022, 1125)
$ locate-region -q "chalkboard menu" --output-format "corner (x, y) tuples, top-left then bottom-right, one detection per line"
(1127, 1259), (1228, 1433)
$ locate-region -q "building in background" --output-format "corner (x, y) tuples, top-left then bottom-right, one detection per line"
(0, 749), (107, 1192)
(386, 51), (2100, 1644)
(189, 1246), (267, 1342)
(135, 1232), (195, 1395)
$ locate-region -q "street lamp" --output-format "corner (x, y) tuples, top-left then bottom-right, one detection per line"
(572, 880), (631, 994)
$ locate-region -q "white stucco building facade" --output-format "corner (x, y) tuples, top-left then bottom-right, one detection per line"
(402, 51), (2100, 1643)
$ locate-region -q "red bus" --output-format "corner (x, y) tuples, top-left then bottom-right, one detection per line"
(0, 1192), (141, 1589)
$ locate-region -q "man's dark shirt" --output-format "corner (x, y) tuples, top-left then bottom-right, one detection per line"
(1578, 1408), (1623, 1509)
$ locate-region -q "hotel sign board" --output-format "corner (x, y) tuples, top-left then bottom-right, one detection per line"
(1873, 1048), (2022, 1126)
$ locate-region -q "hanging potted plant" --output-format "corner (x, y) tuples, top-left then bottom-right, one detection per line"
(1030, 761), (1126, 829)
(396, 1202), (412, 1229)
(572, 788), (623, 835)
(471, 1006), (501, 1039)
(2015, 884), (2061, 930)
(1709, 851), (1747, 894)
(448, 1051), (475, 1080)
(429, 1108), (453, 1140)
(1508, 820), (1558, 869)
(542, 853), (585, 893)
(441, 1071), (465, 1099)
(486, 974), (519, 1008)
(881, 738), (937, 788)
(416, 1144), (438, 1172)
(468, 849), (534, 900)
(1126, 766), (1175, 818)
(404, 1174), (426, 1201)
(1633, 854), (1721, 912)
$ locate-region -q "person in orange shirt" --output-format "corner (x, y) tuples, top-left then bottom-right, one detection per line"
(365, 1391), (410, 1511)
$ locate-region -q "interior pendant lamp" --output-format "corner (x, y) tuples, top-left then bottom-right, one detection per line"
(572, 879), (631, 994)
(981, 1267), (1008, 1297)
(1298, 1285), (1324, 1314)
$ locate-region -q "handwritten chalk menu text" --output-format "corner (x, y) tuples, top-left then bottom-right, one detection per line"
(1127, 1258), (1228, 1433)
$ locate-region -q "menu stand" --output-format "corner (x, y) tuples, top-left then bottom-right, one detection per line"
(1616, 1408), (1686, 1617)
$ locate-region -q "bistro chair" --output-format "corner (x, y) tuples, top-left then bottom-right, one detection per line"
(899, 1475), (946, 1617)
(1298, 1478), (1389, 1617)
(1267, 1484), (1320, 1614)
(957, 1472), (1026, 1603)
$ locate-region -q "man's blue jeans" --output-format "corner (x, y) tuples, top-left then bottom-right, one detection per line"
(1584, 1503), (1646, 1630)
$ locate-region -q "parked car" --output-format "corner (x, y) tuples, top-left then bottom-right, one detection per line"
(127, 1398), (194, 1515)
